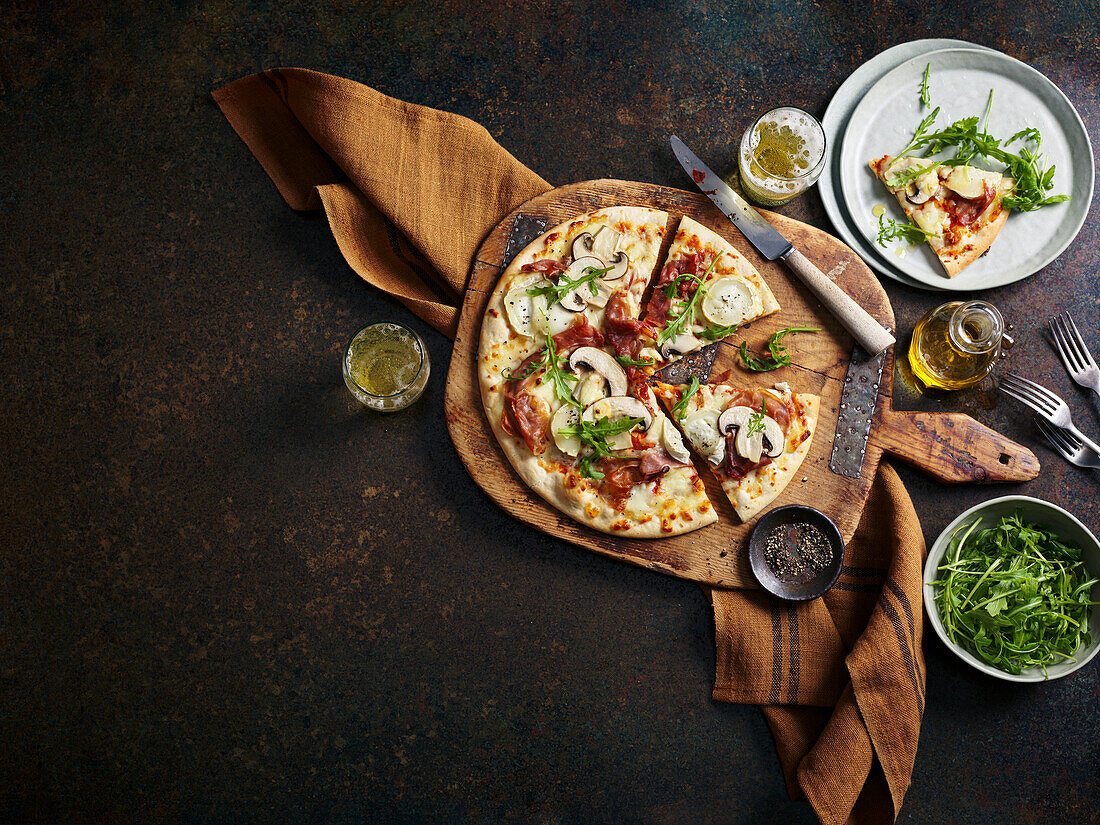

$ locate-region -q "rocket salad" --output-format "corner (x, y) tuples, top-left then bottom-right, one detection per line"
(932, 512), (1097, 676)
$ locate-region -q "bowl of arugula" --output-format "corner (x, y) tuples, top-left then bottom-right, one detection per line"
(924, 496), (1100, 682)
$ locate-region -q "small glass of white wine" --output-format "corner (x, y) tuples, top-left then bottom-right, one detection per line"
(343, 321), (429, 411)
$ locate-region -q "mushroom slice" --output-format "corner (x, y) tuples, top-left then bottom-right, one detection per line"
(590, 225), (621, 262)
(659, 330), (702, 360)
(571, 232), (594, 262)
(717, 405), (761, 462)
(603, 251), (630, 282)
(551, 403), (582, 457)
(906, 171), (940, 204)
(582, 396), (652, 451)
(659, 417), (692, 464)
(559, 255), (605, 312)
(683, 408), (725, 466)
(717, 405), (782, 464)
(760, 417), (786, 458)
(568, 346), (629, 397)
(701, 278), (759, 327)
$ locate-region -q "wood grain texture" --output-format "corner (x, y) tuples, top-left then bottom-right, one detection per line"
(444, 179), (1038, 588)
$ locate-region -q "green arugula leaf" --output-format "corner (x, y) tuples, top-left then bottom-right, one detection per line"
(527, 264), (612, 308)
(578, 451), (605, 480)
(745, 399), (767, 436)
(893, 107), (940, 162)
(919, 62), (931, 108)
(614, 354), (655, 367)
(885, 161), (939, 190)
(656, 253), (725, 347)
(888, 93), (1069, 213)
(502, 325), (580, 408)
(739, 326), (821, 372)
(875, 213), (940, 247)
(932, 511), (1098, 676)
(543, 330), (580, 408)
(700, 323), (740, 341)
(558, 414), (646, 479)
(501, 351), (547, 382)
(670, 376), (700, 422)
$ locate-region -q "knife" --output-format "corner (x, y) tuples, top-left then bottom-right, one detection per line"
(670, 136), (895, 355)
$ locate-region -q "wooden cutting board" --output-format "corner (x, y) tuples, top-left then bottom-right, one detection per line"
(443, 180), (1039, 588)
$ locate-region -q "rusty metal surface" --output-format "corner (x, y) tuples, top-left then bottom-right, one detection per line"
(1, 2), (1099, 823)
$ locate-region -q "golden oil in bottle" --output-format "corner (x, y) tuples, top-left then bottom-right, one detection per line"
(908, 300), (1005, 390)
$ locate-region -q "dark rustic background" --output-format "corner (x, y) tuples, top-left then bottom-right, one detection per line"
(2, 1), (1098, 822)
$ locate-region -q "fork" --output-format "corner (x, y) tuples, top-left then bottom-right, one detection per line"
(1035, 418), (1100, 469)
(997, 373), (1100, 457)
(1049, 312), (1100, 398)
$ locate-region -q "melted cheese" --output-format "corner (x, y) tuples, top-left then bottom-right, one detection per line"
(913, 200), (948, 236)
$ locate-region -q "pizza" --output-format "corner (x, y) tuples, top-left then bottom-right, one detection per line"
(478, 206), (718, 537)
(870, 155), (1014, 277)
(652, 380), (819, 522)
(642, 216), (781, 364)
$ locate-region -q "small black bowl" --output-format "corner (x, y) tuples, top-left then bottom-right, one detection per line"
(748, 505), (845, 601)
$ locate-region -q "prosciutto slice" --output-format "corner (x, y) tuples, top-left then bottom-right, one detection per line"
(501, 317), (604, 453)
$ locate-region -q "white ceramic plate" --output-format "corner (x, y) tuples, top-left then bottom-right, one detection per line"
(924, 495), (1100, 683)
(839, 48), (1093, 290)
(819, 39), (995, 291)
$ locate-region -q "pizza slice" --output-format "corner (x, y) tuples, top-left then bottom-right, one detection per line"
(480, 206), (719, 538)
(496, 206), (668, 345)
(653, 380), (818, 523)
(869, 155), (1014, 277)
(642, 215), (780, 366)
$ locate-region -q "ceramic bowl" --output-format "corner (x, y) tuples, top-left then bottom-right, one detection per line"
(924, 495), (1100, 682)
(748, 505), (845, 601)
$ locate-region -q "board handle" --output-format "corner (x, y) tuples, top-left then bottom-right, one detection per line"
(875, 409), (1040, 483)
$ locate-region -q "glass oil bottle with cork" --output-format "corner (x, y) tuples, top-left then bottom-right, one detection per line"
(908, 300), (1011, 390)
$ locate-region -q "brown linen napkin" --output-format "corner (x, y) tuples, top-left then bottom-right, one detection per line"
(214, 69), (927, 825)
(213, 68), (549, 338)
(707, 463), (926, 825)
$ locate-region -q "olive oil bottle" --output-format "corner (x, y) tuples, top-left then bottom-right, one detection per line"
(908, 301), (1007, 390)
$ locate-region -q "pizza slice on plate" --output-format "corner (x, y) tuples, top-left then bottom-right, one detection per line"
(653, 380), (818, 523)
(642, 215), (781, 366)
(479, 206), (719, 538)
(869, 155), (1014, 277)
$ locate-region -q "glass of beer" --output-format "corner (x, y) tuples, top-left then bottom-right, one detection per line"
(738, 106), (827, 207)
(343, 321), (430, 411)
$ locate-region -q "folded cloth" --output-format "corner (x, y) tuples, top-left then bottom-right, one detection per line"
(214, 69), (926, 825)
(707, 463), (926, 824)
(213, 68), (549, 337)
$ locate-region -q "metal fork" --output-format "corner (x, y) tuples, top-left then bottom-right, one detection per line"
(998, 373), (1100, 456)
(1049, 312), (1100, 398)
(1035, 418), (1100, 469)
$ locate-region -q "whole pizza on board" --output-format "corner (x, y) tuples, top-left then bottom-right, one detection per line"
(477, 206), (817, 538)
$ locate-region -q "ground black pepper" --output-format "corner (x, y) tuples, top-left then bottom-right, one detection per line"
(762, 521), (835, 583)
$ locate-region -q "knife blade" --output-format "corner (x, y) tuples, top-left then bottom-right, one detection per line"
(670, 135), (895, 356)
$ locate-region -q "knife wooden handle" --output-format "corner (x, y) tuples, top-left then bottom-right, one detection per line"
(782, 249), (896, 355)
(874, 408), (1041, 483)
